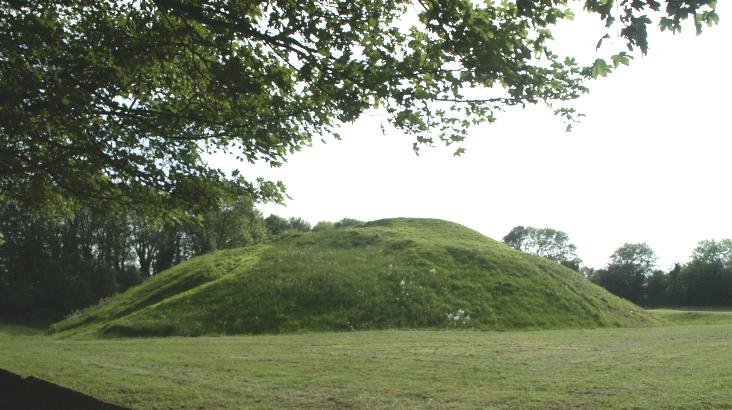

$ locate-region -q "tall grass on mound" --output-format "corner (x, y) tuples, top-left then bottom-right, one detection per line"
(52, 218), (654, 337)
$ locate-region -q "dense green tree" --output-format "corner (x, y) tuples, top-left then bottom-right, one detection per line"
(0, 195), (267, 321)
(312, 221), (336, 232)
(503, 225), (581, 269)
(189, 195), (268, 254)
(265, 214), (291, 237)
(592, 243), (657, 304)
(0, 0), (717, 213)
(645, 269), (669, 305)
(676, 240), (732, 305)
(287, 217), (312, 233)
(681, 260), (732, 305)
(503, 226), (530, 251)
(335, 218), (365, 228)
(690, 239), (732, 265)
(264, 215), (312, 236)
(588, 240), (732, 306)
(133, 195), (268, 274)
(664, 263), (686, 304)
(609, 243), (657, 274)
(0, 202), (137, 320)
(152, 221), (189, 274)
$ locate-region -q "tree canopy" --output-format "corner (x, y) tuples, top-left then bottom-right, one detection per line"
(690, 239), (732, 265)
(608, 242), (657, 274)
(503, 225), (581, 269)
(0, 195), (268, 320)
(0, 0), (718, 213)
(590, 239), (732, 306)
(591, 242), (657, 303)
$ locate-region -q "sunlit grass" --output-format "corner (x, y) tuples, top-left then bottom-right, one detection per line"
(2, 313), (732, 409)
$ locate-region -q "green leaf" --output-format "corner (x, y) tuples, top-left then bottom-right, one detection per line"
(590, 59), (611, 78)
(611, 52), (633, 68)
(596, 33), (610, 50)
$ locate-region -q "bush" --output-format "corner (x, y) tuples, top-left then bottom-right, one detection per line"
(334, 218), (364, 228)
(312, 221), (335, 232)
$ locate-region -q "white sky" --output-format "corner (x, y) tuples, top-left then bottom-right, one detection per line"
(209, 4), (731, 270)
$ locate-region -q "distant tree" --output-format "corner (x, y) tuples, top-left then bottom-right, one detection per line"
(646, 270), (669, 305)
(0, 194), (266, 321)
(190, 195), (268, 254)
(681, 260), (731, 306)
(263, 214), (315, 236)
(560, 259), (582, 272)
(678, 239), (732, 305)
(664, 263), (686, 304)
(287, 217), (312, 233)
(503, 225), (581, 270)
(129, 216), (161, 277)
(137, 194), (268, 273)
(592, 243), (657, 304)
(0, 202), (137, 320)
(580, 266), (596, 280)
(690, 239), (732, 265)
(609, 243), (657, 273)
(152, 222), (188, 275)
(265, 215), (291, 237)
(335, 218), (365, 228)
(503, 226), (530, 250)
(312, 221), (336, 232)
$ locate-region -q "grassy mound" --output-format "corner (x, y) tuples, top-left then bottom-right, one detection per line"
(52, 218), (654, 337)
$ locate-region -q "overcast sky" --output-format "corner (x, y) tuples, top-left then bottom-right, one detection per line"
(211, 4), (730, 270)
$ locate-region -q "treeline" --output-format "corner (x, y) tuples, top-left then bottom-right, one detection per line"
(587, 240), (732, 306)
(503, 225), (732, 307)
(0, 198), (316, 322)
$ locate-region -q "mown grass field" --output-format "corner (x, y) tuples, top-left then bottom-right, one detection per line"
(2, 309), (731, 409)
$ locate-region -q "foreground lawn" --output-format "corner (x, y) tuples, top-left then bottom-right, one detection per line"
(1, 319), (732, 408)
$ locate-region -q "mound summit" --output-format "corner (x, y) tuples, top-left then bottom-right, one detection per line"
(53, 218), (653, 337)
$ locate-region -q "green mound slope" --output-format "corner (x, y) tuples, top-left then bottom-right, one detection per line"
(53, 218), (654, 337)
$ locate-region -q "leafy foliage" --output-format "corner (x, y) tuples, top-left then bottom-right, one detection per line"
(673, 240), (732, 305)
(334, 218), (365, 228)
(503, 225), (581, 270)
(591, 240), (732, 306)
(264, 214), (311, 236)
(0, 196), (267, 321)
(264, 215), (291, 237)
(609, 242), (657, 273)
(0, 0), (717, 212)
(287, 217), (312, 233)
(312, 221), (336, 231)
(590, 243), (657, 304)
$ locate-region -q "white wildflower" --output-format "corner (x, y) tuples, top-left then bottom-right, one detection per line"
(447, 308), (471, 326)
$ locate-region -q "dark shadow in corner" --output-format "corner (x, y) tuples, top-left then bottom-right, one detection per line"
(0, 368), (128, 409)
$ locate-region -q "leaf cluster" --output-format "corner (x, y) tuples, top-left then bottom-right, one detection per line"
(0, 0), (718, 212)
(503, 225), (581, 268)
